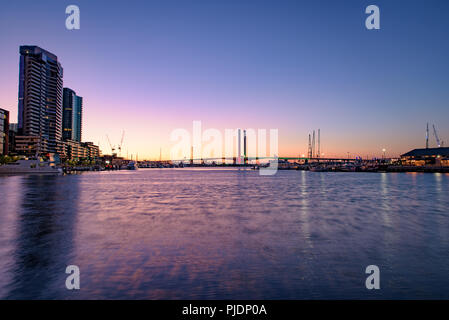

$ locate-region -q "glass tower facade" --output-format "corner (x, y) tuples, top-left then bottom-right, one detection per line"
(18, 46), (63, 154)
(62, 88), (82, 142)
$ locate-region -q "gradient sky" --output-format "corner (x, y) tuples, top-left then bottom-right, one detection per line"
(1, 0), (448, 159)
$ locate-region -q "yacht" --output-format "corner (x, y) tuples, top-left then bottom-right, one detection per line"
(0, 159), (63, 174)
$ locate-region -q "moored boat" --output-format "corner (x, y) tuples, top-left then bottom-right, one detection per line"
(0, 159), (62, 174)
(126, 161), (138, 170)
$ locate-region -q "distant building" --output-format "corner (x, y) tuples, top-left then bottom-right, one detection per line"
(9, 123), (18, 133)
(62, 88), (82, 142)
(18, 46), (63, 155)
(0, 108), (10, 155)
(82, 142), (100, 160)
(62, 140), (100, 161)
(401, 147), (449, 166)
(8, 123), (18, 155)
(62, 139), (85, 160)
(101, 154), (124, 167)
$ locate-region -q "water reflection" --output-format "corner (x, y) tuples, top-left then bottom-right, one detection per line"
(0, 176), (22, 298)
(299, 171), (311, 246)
(3, 175), (80, 299)
(0, 170), (449, 299)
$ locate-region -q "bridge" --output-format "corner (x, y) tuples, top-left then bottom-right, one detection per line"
(155, 156), (385, 164)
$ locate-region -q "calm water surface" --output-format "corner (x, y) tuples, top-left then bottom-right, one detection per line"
(0, 169), (449, 299)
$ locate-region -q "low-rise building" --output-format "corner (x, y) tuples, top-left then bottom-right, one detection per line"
(15, 135), (41, 156)
(62, 139), (100, 161)
(401, 147), (449, 166)
(82, 142), (100, 160)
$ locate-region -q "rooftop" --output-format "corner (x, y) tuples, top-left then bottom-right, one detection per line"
(401, 147), (449, 157)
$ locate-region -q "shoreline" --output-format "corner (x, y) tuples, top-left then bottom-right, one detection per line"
(59, 164), (449, 174)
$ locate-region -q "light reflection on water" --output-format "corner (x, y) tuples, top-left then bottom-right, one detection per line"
(0, 169), (449, 299)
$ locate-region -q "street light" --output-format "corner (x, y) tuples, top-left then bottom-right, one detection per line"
(382, 148), (386, 160)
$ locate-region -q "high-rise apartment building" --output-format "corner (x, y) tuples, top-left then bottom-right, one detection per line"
(18, 46), (63, 154)
(62, 88), (82, 142)
(0, 108), (10, 155)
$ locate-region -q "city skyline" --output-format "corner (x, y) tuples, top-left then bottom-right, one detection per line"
(1, 0), (448, 160)
(1, 1), (449, 304)
(4, 45), (100, 161)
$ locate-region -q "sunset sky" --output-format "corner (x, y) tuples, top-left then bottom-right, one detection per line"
(0, 0), (448, 159)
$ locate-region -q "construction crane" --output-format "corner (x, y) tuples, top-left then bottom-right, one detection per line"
(118, 130), (125, 156)
(106, 134), (116, 155)
(433, 124), (444, 148)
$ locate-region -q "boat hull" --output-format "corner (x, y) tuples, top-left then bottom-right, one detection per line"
(0, 168), (63, 175)
(0, 160), (63, 175)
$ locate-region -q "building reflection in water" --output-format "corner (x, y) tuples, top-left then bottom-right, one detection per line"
(1, 170), (449, 299)
(5, 175), (80, 299)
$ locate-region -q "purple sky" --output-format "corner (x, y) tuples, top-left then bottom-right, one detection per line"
(1, 0), (448, 159)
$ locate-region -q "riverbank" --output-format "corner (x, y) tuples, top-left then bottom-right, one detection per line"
(60, 163), (449, 174)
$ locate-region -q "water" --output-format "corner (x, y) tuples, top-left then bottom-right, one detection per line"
(1, 169), (449, 299)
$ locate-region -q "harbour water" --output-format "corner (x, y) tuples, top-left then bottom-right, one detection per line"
(0, 169), (449, 299)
